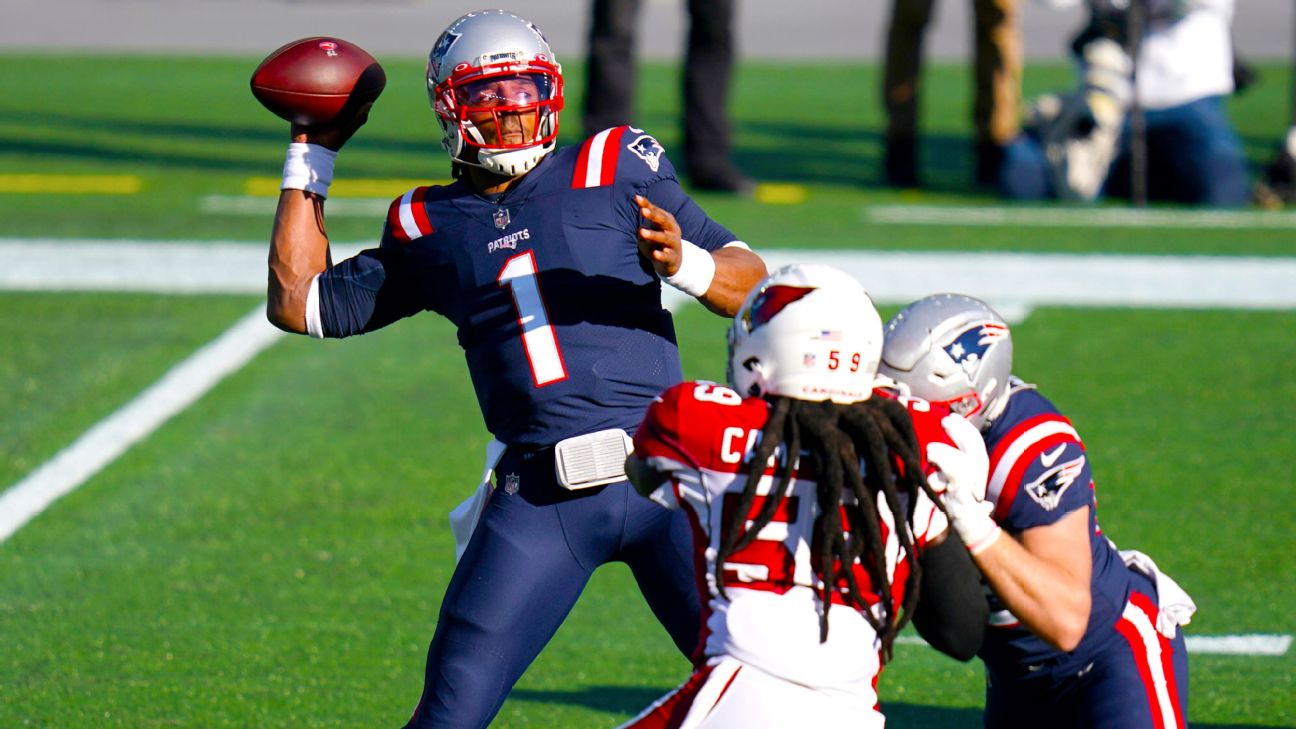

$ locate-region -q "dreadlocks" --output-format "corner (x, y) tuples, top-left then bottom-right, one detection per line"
(715, 394), (939, 662)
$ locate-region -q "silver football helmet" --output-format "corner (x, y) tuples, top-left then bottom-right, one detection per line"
(879, 294), (1013, 430)
(727, 264), (883, 405)
(427, 10), (564, 177)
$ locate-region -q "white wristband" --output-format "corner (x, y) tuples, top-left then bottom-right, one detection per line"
(662, 239), (716, 297)
(282, 142), (337, 198)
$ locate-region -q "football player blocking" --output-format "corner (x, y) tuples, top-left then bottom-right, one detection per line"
(620, 264), (987, 727)
(880, 294), (1193, 729)
(259, 8), (765, 728)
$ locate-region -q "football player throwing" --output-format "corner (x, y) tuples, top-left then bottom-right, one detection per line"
(263, 9), (766, 728)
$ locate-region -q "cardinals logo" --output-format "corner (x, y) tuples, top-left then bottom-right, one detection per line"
(942, 322), (1008, 380)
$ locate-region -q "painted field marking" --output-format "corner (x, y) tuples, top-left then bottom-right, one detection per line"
(754, 183), (808, 205)
(894, 633), (1292, 656)
(865, 204), (1296, 230)
(242, 177), (451, 198)
(0, 306), (284, 543)
(202, 194), (388, 217)
(2, 240), (1294, 548)
(0, 174), (142, 194)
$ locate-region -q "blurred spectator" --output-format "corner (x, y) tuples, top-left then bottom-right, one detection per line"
(883, 0), (1023, 188)
(584, 0), (755, 195)
(1000, 0), (1250, 206)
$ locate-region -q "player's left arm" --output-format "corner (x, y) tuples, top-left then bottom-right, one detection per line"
(635, 194), (766, 316)
(927, 414), (1093, 651)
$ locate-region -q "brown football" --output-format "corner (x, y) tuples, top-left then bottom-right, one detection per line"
(250, 37), (386, 126)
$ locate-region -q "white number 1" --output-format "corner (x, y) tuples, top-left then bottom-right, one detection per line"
(498, 250), (568, 387)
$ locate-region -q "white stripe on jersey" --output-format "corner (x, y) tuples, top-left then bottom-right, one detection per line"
(584, 127), (613, 188)
(396, 188), (422, 241)
(1121, 600), (1180, 729)
(987, 419), (1080, 503)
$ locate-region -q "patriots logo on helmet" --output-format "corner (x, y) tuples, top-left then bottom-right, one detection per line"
(627, 134), (665, 172)
(943, 322), (1008, 379)
(1024, 454), (1086, 511)
(430, 30), (461, 78)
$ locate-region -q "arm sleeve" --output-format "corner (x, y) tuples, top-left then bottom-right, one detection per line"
(911, 531), (990, 662)
(642, 175), (741, 251)
(315, 241), (431, 338)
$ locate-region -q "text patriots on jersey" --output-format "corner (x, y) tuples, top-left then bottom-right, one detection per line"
(1024, 454), (1086, 511)
(488, 228), (531, 253)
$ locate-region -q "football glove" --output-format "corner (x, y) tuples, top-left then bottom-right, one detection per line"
(926, 414), (1001, 555)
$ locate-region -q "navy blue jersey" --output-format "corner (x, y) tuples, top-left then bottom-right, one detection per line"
(313, 127), (739, 446)
(979, 379), (1133, 669)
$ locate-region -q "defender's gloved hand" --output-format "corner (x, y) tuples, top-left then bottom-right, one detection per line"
(927, 414), (1001, 555)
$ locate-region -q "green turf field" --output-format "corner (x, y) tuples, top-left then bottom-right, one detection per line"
(1, 52), (1294, 728)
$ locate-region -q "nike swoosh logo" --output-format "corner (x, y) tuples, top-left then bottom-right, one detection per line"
(1040, 444), (1067, 467)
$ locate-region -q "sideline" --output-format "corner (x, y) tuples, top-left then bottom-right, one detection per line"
(894, 633), (1292, 656)
(865, 204), (1296, 230)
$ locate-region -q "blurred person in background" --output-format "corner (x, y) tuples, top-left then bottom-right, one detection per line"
(882, 0), (1023, 188)
(1000, 0), (1250, 206)
(585, 0), (756, 195)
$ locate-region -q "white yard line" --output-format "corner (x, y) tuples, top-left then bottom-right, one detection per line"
(865, 204), (1296, 230)
(894, 633), (1292, 656)
(0, 306), (284, 542)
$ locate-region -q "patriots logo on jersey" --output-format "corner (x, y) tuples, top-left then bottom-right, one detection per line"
(1023, 454), (1086, 511)
(627, 134), (665, 172)
(430, 31), (461, 78)
(943, 322), (1008, 379)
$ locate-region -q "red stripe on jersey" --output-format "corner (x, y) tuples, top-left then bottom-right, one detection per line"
(619, 661), (718, 728)
(570, 126), (628, 188)
(988, 413), (1072, 469)
(571, 134), (594, 188)
(993, 431), (1077, 523)
(409, 186), (434, 236)
(1115, 592), (1185, 729)
(386, 196), (410, 243)
(598, 125), (627, 185)
(1135, 591), (1186, 729)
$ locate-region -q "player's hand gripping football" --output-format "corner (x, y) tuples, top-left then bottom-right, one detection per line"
(291, 101), (374, 152)
(634, 195), (684, 278)
(926, 413), (1001, 555)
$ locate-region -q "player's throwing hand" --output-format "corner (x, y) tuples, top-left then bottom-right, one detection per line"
(635, 194), (684, 277)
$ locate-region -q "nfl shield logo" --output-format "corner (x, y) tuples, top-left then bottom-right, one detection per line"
(494, 207), (510, 230)
(504, 472), (520, 495)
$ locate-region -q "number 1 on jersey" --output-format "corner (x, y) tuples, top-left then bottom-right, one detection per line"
(498, 250), (568, 387)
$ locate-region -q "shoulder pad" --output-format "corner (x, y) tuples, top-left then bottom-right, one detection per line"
(570, 126), (670, 189)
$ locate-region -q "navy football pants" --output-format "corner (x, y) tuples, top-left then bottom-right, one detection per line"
(983, 572), (1189, 729)
(404, 446), (701, 729)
